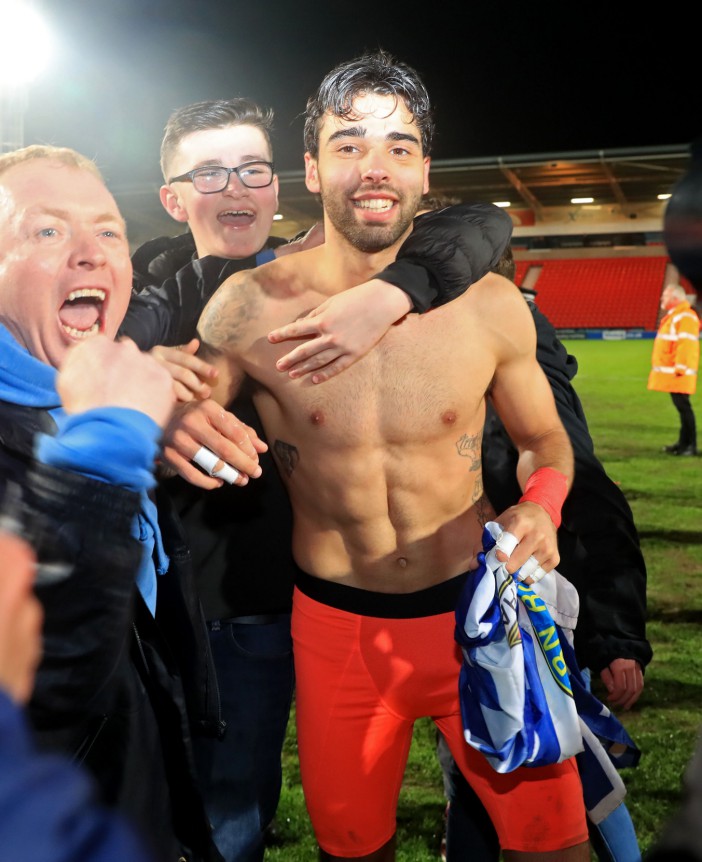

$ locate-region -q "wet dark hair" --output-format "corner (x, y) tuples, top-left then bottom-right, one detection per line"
(491, 245), (516, 282)
(303, 50), (434, 157)
(160, 97), (274, 179)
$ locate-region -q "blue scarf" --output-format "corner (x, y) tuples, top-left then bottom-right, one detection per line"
(0, 325), (168, 614)
(456, 522), (639, 820)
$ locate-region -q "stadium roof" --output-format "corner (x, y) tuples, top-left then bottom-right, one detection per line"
(115, 144), (691, 248)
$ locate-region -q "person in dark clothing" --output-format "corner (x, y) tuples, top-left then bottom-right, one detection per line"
(0, 530), (155, 862)
(439, 246), (650, 862)
(120, 97), (513, 862)
(0, 144), (221, 862)
(122, 98), (324, 862)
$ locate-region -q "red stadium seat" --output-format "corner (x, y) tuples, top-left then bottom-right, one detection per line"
(522, 257), (667, 329)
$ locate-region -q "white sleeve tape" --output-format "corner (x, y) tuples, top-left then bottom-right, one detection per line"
(494, 530), (519, 558)
(516, 555), (548, 584)
(212, 463), (240, 484)
(192, 446), (220, 473)
(518, 555), (539, 580)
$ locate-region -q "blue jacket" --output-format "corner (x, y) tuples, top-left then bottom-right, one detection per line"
(0, 332), (222, 862)
(0, 690), (153, 862)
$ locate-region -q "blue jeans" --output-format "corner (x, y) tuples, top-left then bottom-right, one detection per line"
(193, 615), (295, 862)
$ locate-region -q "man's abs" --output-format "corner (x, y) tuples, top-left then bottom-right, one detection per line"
(278, 442), (496, 592)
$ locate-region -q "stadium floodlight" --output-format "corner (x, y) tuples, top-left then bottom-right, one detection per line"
(0, 1), (53, 88)
(0, 1), (53, 151)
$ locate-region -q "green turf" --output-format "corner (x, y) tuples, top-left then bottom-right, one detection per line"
(267, 338), (702, 860)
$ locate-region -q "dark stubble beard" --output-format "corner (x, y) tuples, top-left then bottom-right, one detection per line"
(318, 181), (424, 253)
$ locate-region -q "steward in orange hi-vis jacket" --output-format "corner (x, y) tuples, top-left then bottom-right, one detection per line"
(648, 284), (701, 455)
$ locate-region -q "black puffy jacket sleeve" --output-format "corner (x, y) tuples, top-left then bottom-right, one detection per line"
(120, 255), (259, 350)
(374, 202), (513, 312)
(122, 233), (288, 351)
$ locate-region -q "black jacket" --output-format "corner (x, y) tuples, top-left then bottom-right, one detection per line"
(122, 204), (513, 621)
(123, 234), (288, 350)
(125, 235), (296, 620)
(0, 402), (222, 862)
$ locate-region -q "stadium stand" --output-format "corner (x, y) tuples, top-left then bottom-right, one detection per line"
(513, 256), (668, 330)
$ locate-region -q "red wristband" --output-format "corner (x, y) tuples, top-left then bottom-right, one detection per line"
(518, 467), (568, 528)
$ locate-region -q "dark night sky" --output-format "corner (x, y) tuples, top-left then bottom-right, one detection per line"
(26, 1), (698, 191)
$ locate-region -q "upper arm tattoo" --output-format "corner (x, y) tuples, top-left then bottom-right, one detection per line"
(195, 275), (262, 403)
(198, 275), (264, 353)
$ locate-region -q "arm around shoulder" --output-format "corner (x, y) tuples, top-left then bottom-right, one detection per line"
(375, 202), (513, 312)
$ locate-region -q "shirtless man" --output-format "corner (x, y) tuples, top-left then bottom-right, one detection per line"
(169, 51), (589, 861)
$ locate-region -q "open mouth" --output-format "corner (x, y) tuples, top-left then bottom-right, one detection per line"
(58, 288), (106, 339)
(218, 209), (256, 227)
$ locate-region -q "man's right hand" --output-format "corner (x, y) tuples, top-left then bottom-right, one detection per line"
(57, 336), (175, 429)
(162, 399), (267, 489)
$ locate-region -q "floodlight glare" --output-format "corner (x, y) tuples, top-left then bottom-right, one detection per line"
(0, 2), (53, 87)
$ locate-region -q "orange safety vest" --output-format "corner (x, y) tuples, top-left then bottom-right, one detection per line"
(648, 300), (701, 395)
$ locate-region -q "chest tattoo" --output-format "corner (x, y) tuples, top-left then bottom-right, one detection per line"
(455, 430), (482, 472)
(273, 439), (299, 477)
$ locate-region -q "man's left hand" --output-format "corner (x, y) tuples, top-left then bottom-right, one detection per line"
(469, 500), (560, 577)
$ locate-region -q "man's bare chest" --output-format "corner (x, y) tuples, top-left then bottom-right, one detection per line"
(249, 304), (494, 445)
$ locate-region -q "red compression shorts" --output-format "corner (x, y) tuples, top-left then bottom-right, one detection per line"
(292, 570), (588, 858)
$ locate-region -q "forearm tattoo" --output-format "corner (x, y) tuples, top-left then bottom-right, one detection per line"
(274, 439), (299, 477)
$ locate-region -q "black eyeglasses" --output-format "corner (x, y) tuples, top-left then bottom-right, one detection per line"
(168, 161), (275, 193)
